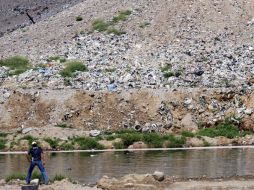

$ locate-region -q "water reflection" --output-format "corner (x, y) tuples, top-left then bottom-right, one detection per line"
(0, 148), (253, 184)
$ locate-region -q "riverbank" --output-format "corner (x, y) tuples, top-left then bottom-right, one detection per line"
(1, 124), (254, 152)
(2, 175), (254, 190)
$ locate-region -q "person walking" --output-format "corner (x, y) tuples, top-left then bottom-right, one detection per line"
(26, 141), (49, 185)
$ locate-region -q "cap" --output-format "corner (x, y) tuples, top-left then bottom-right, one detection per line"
(32, 141), (37, 145)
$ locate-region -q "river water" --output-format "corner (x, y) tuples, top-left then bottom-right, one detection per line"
(0, 148), (254, 184)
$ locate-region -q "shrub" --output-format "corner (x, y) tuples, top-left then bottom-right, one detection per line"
(72, 137), (104, 150)
(197, 123), (240, 139)
(20, 135), (37, 145)
(76, 16), (83, 21)
(92, 20), (109, 32)
(113, 141), (124, 149)
(0, 132), (8, 138)
(163, 71), (175, 78)
(5, 171), (41, 182)
(55, 123), (72, 129)
(5, 173), (26, 182)
(105, 135), (117, 141)
(0, 56), (31, 75)
(181, 131), (195, 138)
(44, 138), (59, 149)
(48, 56), (66, 63)
(0, 138), (6, 150)
(112, 10), (132, 24)
(51, 174), (66, 182)
(107, 27), (125, 35)
(163, 135), (186, 148)
(139, 21), (150, 28)
(59, 143), (74, 150)
(118, 133), (142, 147)
(143, 133), (163, 148)
(60, 61), (87, 77)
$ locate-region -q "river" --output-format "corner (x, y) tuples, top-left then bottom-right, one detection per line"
(0, 148), (254, 184)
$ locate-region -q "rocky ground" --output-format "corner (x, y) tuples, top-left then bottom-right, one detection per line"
(0, 0), (84, 37)
(2, 175), (254, 190)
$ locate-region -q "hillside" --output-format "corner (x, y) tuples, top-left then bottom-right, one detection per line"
(0, 0), (253, 143)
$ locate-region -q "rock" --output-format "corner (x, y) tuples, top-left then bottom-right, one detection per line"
(180, 113), (198, 132)
(89, 130), (101, 137)
(98, 140), (114, 149)
(128, 141), (148, 149)
(152, 171), (164, 181)
(241, 118), (254, 132)
(244, 109), (253, 115)
(186, 137), (204, 147)
(30, 179), (39, 185)
(40, 140), (51, 150)
(22, 127), (33, 134)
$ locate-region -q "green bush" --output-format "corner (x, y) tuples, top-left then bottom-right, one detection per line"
(139, 21), (150, 28)
(113, 141), (124, 149)
(0, 138), (6, 150)
(197, 123), (240, 139)
(107, 27), (125, 35)
(60, 61), (87, 77)
(55, 123), (72, 129)
(0, 56), (31, 75)
(44, 138), (59, 149)
(59, 143), (74, 150)
(51, 174), (66, 182)
(0, 132), (8, 138)
(72, 137), (104, 150)
(118, 133), (142, 147)
(163, 135), (186, 148)
(5, 171), (41, 182)
(92, 20), (109, 32)
(76, 16), (83, 21)
(163, 71), (175, 78)
(112, 10), (132, 24)
(181, 131), (195, 138)
(48, 56), (66, 63)
(20, 135), (37, 145)
(143, 133), (163, 148)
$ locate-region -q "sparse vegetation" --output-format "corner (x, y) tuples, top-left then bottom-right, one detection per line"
(0, 132), (8, 138)
(0, 56), (31, 76)
(181, 131), (195, 138)
(0, 138), (6, 150)
(113, 141), (124, 149)
(111, 10), (132, 24)
(5, 171), (41, 182)
(59, 61), (87, 77)
(20, 135), (37, 145)
(72, 137), (104, 150)
(107, 27), (125, 35)
(197, 118), (249, 139)
(44, 138), (59, 149)
(160, 64), (176, 78)
(92, 20), (110, 32)
(50, 174), (66, 182)
(55, 123), (73, 129)
(59, 142), (75, 150)
(75, 16), (83, 22)
(92, 10), (131, 35)
(5, 172), (67, 183)
(48, 56), (66, 63)
(139, 21), (150, 28)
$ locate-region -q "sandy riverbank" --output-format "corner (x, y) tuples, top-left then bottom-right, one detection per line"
(2, 175), (254, 190)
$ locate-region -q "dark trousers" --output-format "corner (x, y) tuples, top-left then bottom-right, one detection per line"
(26, 160), (49, 184)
